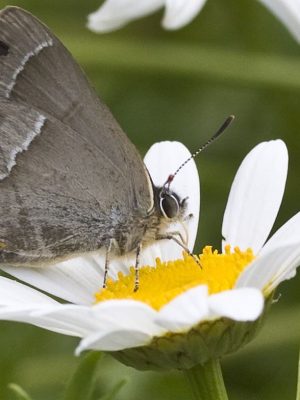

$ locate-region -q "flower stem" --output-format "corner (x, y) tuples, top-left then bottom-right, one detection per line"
(184, 359), (229, 400)
(296, 349), (300, 400)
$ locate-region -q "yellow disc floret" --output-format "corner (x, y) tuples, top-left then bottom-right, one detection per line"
(95, 245), (254, 310)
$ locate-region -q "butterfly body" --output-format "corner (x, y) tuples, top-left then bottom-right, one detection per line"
(0, 6), (188, 270)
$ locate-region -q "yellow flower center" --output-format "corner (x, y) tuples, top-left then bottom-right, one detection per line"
(95, 245), (255, 310)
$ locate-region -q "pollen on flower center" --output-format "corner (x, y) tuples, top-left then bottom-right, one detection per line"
(95, 245), (255, 310)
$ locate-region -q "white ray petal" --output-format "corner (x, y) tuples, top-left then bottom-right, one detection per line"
(41, 300), (161, 336)
(236, 242), (300, 294)
(87, 0), (164, 32)
(90, 300), (161, 333)
(222, 140), (288, 254)
(76, 329), (152, 353)
(0, 276), (57, 306)
(208, 288), (264, 321)
(163, 0), (207, 29)
(90, 253), (132, 281)
(156, 286), (208, 331)
(32, 304), (102, 337)
(259, 0), (300, 42)
(1, 255), (103, 305)
(259, 212), (300, 256)
(0, 303), (84, 336)
(76, 300), (165, 352)
(0, 277), (98, 336)
(24, 300), (163, 345)
(143, 141), (200, 264)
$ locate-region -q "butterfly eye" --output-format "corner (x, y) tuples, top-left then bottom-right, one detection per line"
(160, 193), (180, 219)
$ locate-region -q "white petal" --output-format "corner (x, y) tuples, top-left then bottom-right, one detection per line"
(0, 277), (95, 336)
(208, 288), (264, 321)
(163, 0), (207, 29)
(236, 242), (300, 294)
(42, 300), (162, 339)
(0, 306), (45, 320)
(90, 253), (131, 280)
(156, 286), (209, 331)
(87, 0), (164, 33)
(0, 305), (73, 333)
(76, 329), (151, 353)
(32, 304), (103, 337)
(260, 212), (300, 256)
(143, 141), (200, 263)
(222, 140), (288, 254)
(0, 276), (57, 306)
(3, 299), (164, 345)
(76, 300), (165, 352)
(259, 0), (300, 42)
(0, 303), (83, 337)
(90, 300), (161, 333)
(1, 255), (103, 305)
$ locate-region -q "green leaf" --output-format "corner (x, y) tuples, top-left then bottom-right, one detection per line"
(98, 378), (128, 400)
(63, 351), (102, 400)
(63, 36), (300, 93)
(8, 383), (33, 400)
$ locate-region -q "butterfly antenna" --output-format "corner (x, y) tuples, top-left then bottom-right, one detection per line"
(164, 115), (235, 188)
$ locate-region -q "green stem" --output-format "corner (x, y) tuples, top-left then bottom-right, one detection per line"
(184, 359), (229, 400)
(296, 349), (300, 400)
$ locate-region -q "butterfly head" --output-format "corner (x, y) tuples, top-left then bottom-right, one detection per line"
(155, 174), (188, 221)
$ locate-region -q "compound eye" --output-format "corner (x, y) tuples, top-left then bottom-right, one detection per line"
(160, 193), (180, 219)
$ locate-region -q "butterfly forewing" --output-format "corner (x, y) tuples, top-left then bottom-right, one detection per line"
(0, 7), (153, 265)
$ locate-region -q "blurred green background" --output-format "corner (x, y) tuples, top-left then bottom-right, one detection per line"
(1, 0), (300, 399)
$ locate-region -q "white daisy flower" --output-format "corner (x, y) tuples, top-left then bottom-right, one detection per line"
(0, 139), (299, 371)
(87, 0), (300, 43)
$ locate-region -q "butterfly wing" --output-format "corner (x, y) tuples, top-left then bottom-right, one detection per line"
(0, 7), (153, 265)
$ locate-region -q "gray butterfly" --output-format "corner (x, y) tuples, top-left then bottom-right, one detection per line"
(0, 7), (192, 288)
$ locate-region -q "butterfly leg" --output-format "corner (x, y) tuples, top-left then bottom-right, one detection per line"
(102, 239), (113, 288)
(134, 243), (142, 292)
(156, 233), (201, 267)
(164, 230), (187, 246)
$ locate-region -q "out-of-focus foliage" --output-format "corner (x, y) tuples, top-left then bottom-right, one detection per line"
(1, 0), (300, 399)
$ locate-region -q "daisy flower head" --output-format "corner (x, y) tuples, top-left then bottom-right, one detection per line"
(0, 139), (300, 371)
(87, 0), (300, 43)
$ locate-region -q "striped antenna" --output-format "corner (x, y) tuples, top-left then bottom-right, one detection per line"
(164, 115), (235, 188)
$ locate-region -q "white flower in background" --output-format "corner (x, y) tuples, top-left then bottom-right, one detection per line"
(0, 140), (300, 370)
(87, 0), (207, 32)
(259, 0), (300, 42)
(87, 0), (300, 43)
